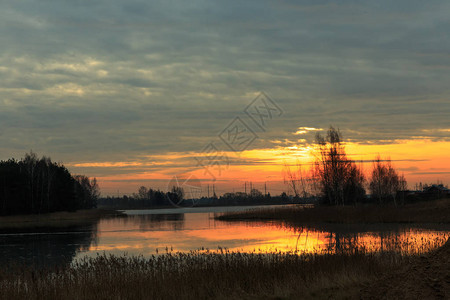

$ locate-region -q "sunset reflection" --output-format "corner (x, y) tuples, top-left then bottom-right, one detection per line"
(77, 212), (449, 260)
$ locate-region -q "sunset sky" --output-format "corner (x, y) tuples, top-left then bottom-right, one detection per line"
(0, 1), (449, 196)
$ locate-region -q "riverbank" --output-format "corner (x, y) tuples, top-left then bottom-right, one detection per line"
(0, 208), (124, 231)
(216, 198), (450, 224)
(361, 237), (450, 299)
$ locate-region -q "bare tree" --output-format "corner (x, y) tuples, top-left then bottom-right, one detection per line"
(43, 156), (55, 212)
(313, 126), (365, 205)
(169, 186), (184, 203)
(23, 151), (38, 212)
(74, 175), (100, 208)
(397, 173), (407, 205)
(249, 188), (263, 199)
(283, 162), (300, 198)
(90, 178), (100, 203)
(138, 186), (149, 200)
(369, 156), (406, 205)
(283, 162), (317, 199)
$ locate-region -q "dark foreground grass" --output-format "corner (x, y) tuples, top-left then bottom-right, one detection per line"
(0, 250), (403, 300)
(216, 198), (450, 225)
(362, 238), (450, 299)
(1, 240), (448, 300)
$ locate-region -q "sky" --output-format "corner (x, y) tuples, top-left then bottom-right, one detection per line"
(0, 0), (449, 196)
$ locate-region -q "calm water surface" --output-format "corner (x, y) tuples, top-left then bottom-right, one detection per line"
(1, 205), (449, 267)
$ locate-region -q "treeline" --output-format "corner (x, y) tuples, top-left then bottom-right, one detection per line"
(98, 187), (179, 208)
(99, 188), (300, 209)
(211, 190), (300, 206)
(0, 152), (99, 216)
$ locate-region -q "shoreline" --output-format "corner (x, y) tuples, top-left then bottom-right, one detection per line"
(0, 208), (124, 232)
(215, 198), (450, 225)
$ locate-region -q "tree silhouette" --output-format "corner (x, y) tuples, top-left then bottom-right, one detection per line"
(369, 156), (407, 205)
(0, 152), (99, 215)
(313, 126), (365, 205)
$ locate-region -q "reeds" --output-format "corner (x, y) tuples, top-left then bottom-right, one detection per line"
(0, 244), (434, 300)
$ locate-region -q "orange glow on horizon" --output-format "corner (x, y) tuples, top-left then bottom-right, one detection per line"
(70, 138), (450, 195)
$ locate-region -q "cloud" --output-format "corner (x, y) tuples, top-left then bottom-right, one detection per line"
(294, 127), (323, 135)
(0, 0), (449, 183)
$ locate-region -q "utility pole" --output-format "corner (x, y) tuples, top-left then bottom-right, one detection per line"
(245, 182), (247, 194)
(207, 184), (210, 198)
(264, 182), (267, 197)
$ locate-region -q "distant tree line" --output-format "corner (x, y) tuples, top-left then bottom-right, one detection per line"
(98, 187), (178, 208)
(98, 186), (300, 209)
(0, 152), (99, 216)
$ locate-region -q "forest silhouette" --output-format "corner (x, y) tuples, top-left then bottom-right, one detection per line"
(0, 152), (99, 216)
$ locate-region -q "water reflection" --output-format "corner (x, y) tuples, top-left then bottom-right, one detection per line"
(1, 208), (449, 268)
(288, 225), (449, 254)
(0, 223), (98, 268)
(113, 214), (185, 231)
(77, 211), (449, 260)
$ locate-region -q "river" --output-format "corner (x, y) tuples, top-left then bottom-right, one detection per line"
(0, 205), (449, 267)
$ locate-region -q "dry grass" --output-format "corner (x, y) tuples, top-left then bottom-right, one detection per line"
(216, 198), (450, 225)
(0, 248), (408, 300)
(361, 238), (450, 299)
(0, 209), (124, 231)
(1, 201), (448, 299)
(1, 237), (448, 300)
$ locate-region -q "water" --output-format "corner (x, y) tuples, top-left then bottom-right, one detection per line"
(0, 205), (449, 267)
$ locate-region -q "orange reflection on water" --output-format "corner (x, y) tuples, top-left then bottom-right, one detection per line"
(329, 229), (450, 254)
(78, 212), (449, 260)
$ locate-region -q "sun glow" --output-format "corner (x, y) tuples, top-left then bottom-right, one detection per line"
(71, 138), (450, 195)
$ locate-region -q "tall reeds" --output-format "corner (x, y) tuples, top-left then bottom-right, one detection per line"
(0, 245), (434, 300)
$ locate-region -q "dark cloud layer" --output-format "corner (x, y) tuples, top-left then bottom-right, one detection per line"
(0, 0), (449, 167)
